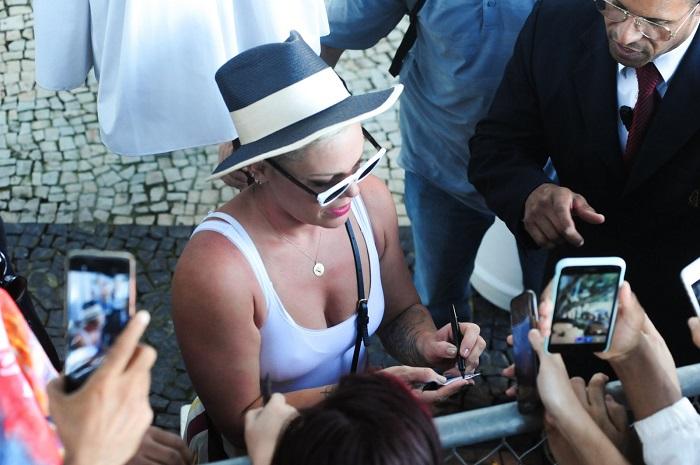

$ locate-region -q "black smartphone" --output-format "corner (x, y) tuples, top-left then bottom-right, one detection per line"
(510, 290), (540, 414)
(64, 250), (136, 392)
(546, 257), (626, 354)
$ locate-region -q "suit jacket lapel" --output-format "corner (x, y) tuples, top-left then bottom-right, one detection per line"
(573, 20), (624, 178)
(624, 29), (700, 195)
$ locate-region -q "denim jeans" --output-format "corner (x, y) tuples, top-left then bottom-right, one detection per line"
(404, 172), (547, 328)
(404, 172), (495, 327)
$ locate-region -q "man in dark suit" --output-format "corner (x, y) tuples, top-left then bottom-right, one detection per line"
(469, 0), (700, 373)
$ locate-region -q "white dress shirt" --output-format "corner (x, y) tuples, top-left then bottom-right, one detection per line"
(33, 0), (329, 156)
(616, 22), (699, 151)
(634, 397), (700, 465)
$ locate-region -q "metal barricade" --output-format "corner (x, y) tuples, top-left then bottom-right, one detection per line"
(214, 363), (700, 465)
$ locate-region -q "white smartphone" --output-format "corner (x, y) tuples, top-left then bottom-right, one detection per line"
(64, 250), (136, 392)
(680, 256), (700, 316)
(546, 257), (626, 354)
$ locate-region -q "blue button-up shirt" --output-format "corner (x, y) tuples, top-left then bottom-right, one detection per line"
(323, 0), (535, 209)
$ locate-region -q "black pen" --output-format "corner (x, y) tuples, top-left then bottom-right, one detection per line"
(450, 304), (466, 379)
(261, 373), (272, 405)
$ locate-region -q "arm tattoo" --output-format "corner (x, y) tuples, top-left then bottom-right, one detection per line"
(378, 304), (431, 367)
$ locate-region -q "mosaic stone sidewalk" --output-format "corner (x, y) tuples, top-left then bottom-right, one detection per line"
(0, 0), (410, 226)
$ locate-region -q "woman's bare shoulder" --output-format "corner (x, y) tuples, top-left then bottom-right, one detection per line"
(172, 227), (259, 320)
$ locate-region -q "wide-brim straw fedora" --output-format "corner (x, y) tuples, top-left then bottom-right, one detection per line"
(210, 30), (402, 180)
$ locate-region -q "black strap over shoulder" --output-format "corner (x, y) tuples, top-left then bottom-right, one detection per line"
(346, 219), (370, 374)
(388, 0), (427, 77)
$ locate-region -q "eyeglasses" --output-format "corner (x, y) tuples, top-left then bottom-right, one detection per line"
(0, 250), (27, 302)
(594, 0), (699, 41)
(267, 128), (386, 207)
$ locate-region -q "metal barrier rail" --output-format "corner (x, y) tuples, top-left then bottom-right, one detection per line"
(215, 363), (700, 465)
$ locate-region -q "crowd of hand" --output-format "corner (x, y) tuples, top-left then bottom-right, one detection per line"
(509, 281), (699, 465)
(236, 278), (700, 465)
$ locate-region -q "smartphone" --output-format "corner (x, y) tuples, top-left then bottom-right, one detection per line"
(546, 257), (626, 354)
(64, 250), (136, 392)
(680, 256), (700, 316)
(510, 290), (540, 413)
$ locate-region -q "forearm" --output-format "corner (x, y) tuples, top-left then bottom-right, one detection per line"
(378, 303), (435, 367)
(282, 384), (335, 409)
(221, 384), (335, 448)
(609, 337), (681, 421)
(244, 385), (335, 413)
(557, 412), (631, 465)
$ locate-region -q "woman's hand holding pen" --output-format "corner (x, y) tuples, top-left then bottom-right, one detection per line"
(419, 321), (486, 373)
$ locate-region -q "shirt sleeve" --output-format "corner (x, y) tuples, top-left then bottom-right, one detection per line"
(33, 0), (93, 90)
(634, 397), (700, 465)
(321, 0), (407, 50)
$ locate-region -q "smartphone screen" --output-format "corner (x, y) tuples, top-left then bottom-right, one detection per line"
(548, 264), (623, 353)
(64, 251), (135, 391)
(510, 291), (540, 413)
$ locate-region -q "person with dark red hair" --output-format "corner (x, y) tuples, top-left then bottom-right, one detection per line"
(245, 373), (442, 465)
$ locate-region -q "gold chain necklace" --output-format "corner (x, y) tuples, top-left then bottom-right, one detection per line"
(254, 188), (325, 277)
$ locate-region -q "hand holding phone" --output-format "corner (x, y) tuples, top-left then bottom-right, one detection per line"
(546, 257), (626, 354)
(64, 250), (136, 392)
(510, 290), (541, 413)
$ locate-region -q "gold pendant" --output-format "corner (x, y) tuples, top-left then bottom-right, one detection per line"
(313, 262), (325, 277)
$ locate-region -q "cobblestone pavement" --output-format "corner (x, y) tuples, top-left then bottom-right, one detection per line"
(0, 0), (409, 226)
(4, 222), (518, 436)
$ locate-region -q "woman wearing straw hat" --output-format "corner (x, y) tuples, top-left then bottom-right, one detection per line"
(172, 31), (486, 457)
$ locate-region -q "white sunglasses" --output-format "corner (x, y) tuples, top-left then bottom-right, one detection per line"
(267, 128), (386, 207)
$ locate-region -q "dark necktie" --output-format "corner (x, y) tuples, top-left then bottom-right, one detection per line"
(623, 62), (663, 164)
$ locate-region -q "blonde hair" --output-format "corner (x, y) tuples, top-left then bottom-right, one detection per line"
(276, 125), (352, 164)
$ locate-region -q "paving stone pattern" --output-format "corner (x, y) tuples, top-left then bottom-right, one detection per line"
(0, 0), (410, 226)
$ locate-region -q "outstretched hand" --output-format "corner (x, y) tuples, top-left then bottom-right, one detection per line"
(48, 311), (156, 465)
(527, 328), (581, 419)
(570, 374), (629, 452)
(523, 183), (604, 249)
(537, 280), (657, 362)
(125, 426), (193, 465)
(380, 365), (472, 404)
(245, 393), (298, 465)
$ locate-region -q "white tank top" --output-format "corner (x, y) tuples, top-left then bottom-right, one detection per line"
(191, 196), (384, 392)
